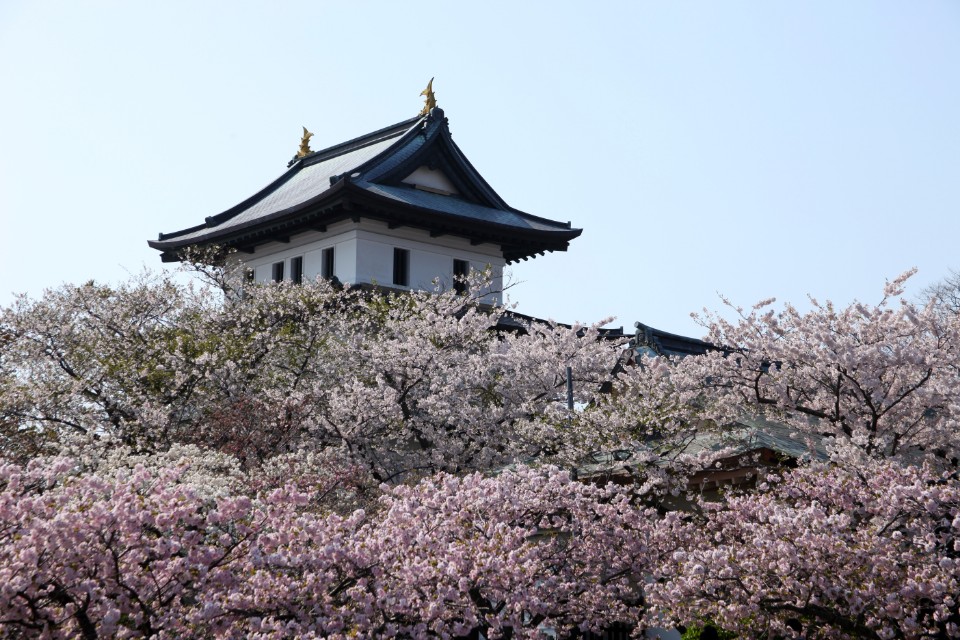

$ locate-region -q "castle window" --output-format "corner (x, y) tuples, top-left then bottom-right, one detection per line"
(272, 261), (284, 282)
(393, 248), (409, 287)
(291, 256), (303, 284)
(322, 247), (335, 279)
(453, 259), (469, 294)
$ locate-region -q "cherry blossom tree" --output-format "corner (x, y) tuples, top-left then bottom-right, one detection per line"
(0, 270), (630, 482)
(656, 456), (960, 639)
(651, 270), (960, 463)
(3, 264), (959, 639)
(922, 268), (960, 319)
(627, 271), (960, 638)
(0, 264), (725, 637)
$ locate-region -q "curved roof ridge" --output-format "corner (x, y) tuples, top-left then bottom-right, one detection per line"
(437, 126), (510, 210)
(300, 115), (423, 166)
(501, 206), (575, 229)
(327, 115), (435, 184)
(356, 113), (443, 183)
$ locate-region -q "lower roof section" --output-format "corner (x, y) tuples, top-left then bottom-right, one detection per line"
(151, 181), (581, 263)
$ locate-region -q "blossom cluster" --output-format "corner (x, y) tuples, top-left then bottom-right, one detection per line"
(657, 458), (960, 638)
(0, 460), (678, 639)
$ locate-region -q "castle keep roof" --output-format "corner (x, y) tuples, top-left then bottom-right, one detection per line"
(150, 108), (582, 263)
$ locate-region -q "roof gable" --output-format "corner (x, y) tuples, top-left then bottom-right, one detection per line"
(357, 109), (509, 209)
(401, 166), (460, 195)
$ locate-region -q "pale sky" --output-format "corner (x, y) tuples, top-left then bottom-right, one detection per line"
(1, 2), (958, 337)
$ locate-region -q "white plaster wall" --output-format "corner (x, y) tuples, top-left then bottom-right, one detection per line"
(302, 246), (324, 280)
(238, 221), (357, 284)
(414, 250), (451, 291)
(351, 222), (505, 303)
(334, 237), (358, 283)
(232, 219), (505, 303)
(354, 237), (393, 286)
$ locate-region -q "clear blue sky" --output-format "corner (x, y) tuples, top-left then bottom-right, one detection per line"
(1, 2), (958, 337)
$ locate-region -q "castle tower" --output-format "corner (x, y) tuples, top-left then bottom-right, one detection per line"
(150, 88), (581, 303)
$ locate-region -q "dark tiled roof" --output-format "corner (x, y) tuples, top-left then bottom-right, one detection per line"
(631, 321), (716, 358)
(358, 183), (571, 233)
(150, 109), (581, 260)
(163, 137), (400, 244)
(495, 311), (625, 339)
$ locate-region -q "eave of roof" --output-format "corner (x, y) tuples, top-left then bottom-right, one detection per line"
(150, 180), (582, 263)
(631, 320), (716, 357)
